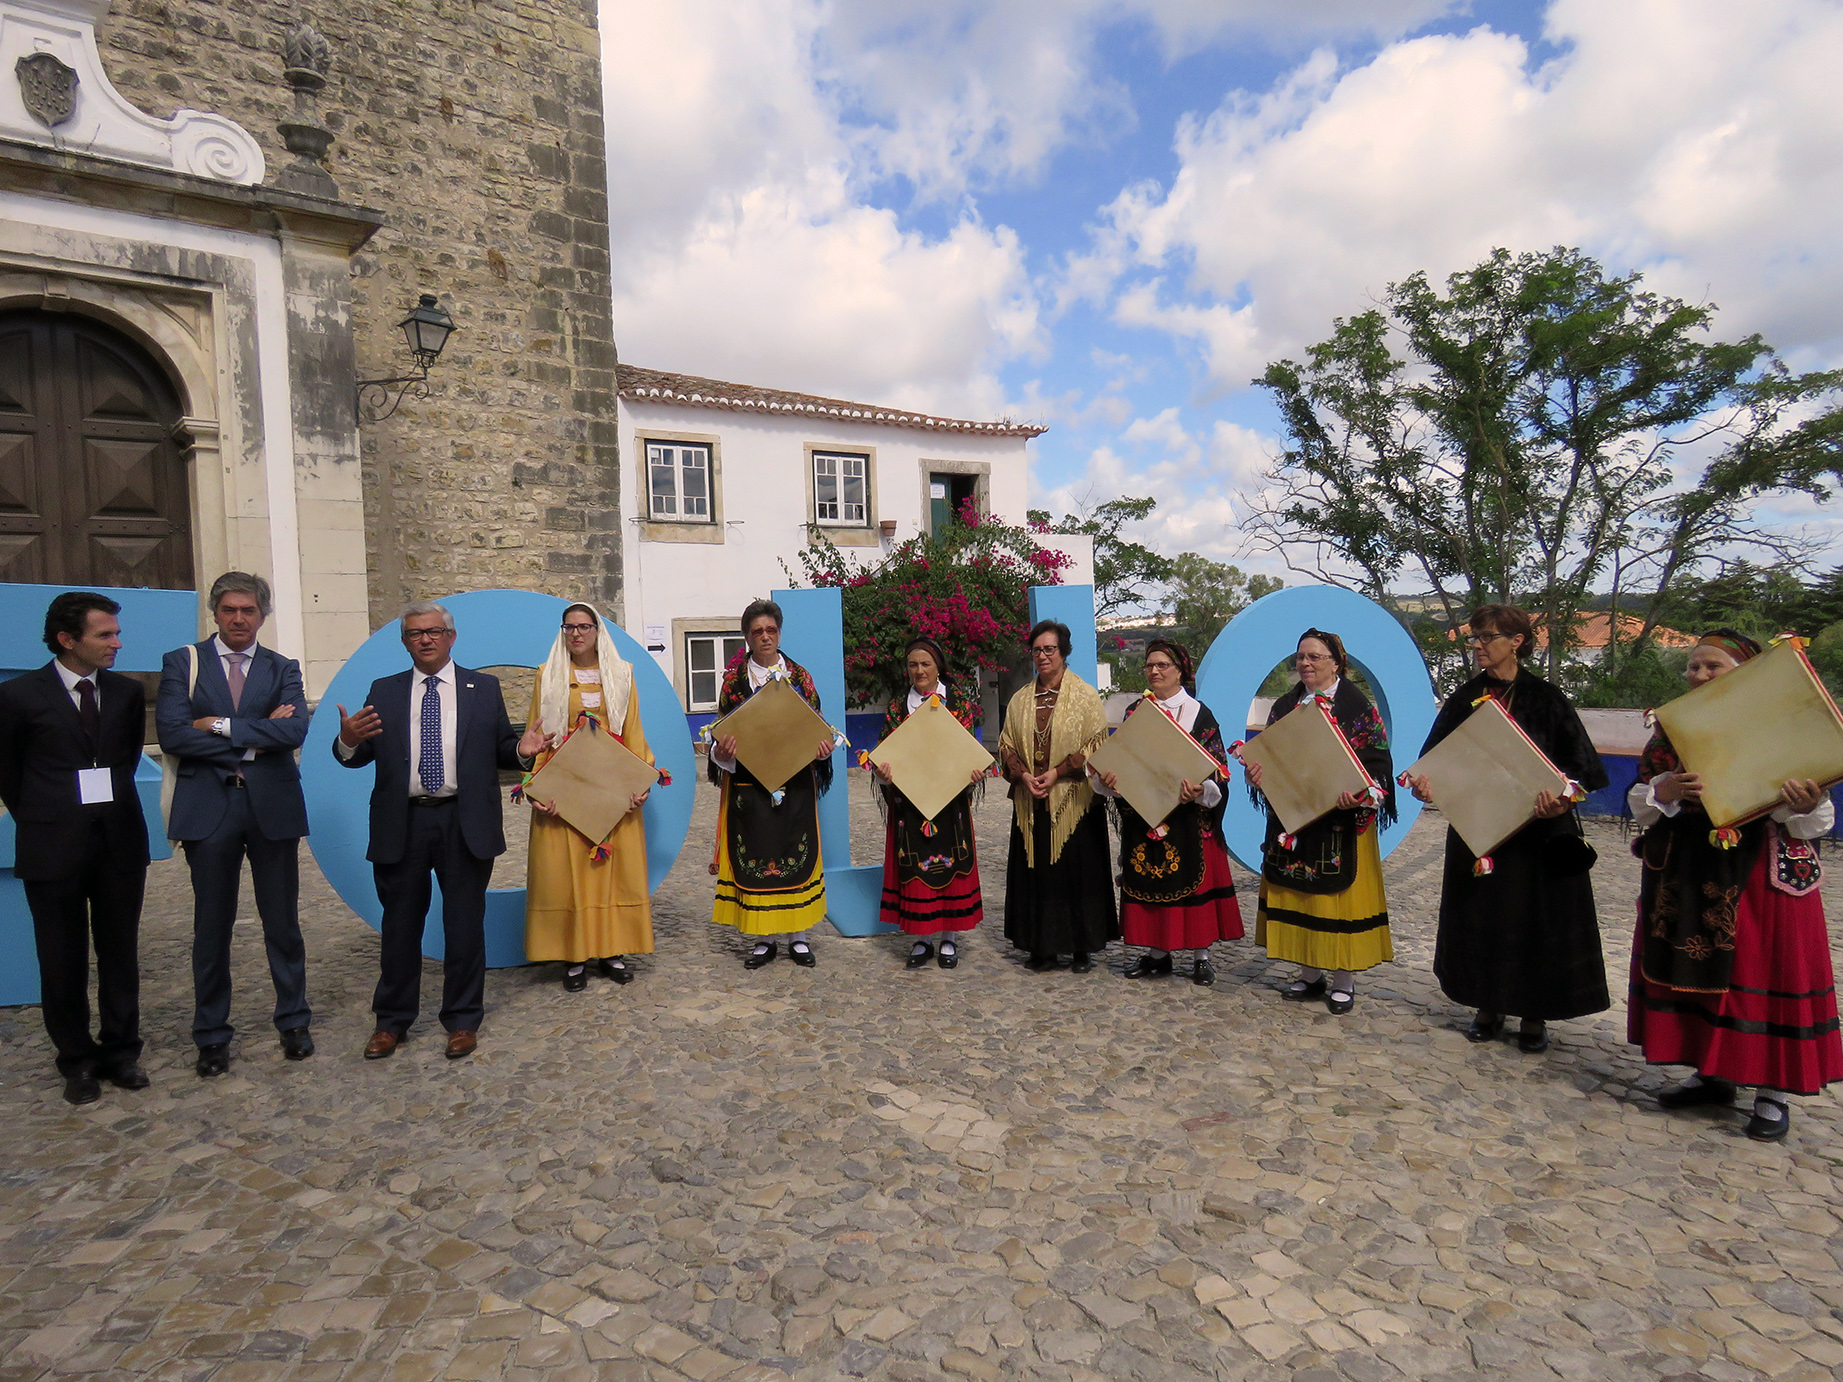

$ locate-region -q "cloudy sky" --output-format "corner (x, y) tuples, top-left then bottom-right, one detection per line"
(601, 0), (1843, 576)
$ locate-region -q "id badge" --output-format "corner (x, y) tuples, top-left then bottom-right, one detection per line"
(77, 767), (114, 804)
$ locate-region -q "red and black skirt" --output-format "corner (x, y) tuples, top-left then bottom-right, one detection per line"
(880, 788), (983, 934)
(1118, 799), (1244, 951)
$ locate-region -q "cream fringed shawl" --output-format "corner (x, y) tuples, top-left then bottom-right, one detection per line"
(536, 609), (634, 741)
(998, 670), (1108, 868)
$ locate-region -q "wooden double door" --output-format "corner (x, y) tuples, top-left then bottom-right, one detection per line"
(0, 310), (194, 588)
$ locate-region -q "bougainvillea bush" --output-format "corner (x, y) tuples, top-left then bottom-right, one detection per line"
(784, 501), (1070, 704)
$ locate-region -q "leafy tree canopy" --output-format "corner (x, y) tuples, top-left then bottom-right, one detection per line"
(1027, 496), (1175, 620)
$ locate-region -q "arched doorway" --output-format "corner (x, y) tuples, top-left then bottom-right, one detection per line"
(0, 310), (193, 588)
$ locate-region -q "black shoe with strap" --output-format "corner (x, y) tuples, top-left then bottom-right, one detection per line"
(563, 967), (589, 992)
(1746, 1097), (1791, 1141)
(744, 942), (778, 970)
(906, 942), (935, 969)
(1465, 1011), (1504, 1043)
(1191, 957), (1215, 987)
(938, 942), (958, 970)
(1517, 1020), (1549, 1054)
(1282, 977), (1327, 1002)
(1124, 952), (1173, 979)
(598, 957), (633, 985)
(789, 940), (816, 968)
(1070, 953), (1095, 974)
(1657, 1077), (1736, 1110)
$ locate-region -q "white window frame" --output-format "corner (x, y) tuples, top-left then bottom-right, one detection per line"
(684, 631), (746, 712)
(811, 449), (868, 527)
(647, 440), (713, 522)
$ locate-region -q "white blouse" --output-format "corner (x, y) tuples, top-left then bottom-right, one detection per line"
(1627, 776), (1834, 838)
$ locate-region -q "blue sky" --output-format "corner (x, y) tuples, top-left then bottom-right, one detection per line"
(602, 0), (1843, 584)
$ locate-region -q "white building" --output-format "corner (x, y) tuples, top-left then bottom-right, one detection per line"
(615, 364), (1060, 722)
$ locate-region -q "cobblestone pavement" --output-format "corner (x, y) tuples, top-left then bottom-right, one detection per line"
(3, 775), (1841, 1382)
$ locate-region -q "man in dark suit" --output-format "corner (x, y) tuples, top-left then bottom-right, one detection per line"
(0, 591), (151, 1104)
(335, 600), (543, 1060)
(158, 572), (313, 1078)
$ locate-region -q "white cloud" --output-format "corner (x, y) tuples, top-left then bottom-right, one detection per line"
(1084, 0), (1843, 387)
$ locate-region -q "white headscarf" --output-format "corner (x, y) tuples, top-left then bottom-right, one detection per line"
(538, 604), (633, 741)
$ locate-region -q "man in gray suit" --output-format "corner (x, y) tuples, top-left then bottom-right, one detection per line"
(157, 572), (312, 1077)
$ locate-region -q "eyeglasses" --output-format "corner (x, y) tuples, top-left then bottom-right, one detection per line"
(561, 622), (597, 633)
(403, 628), (453, 643)
(1295, 653), (1332, 664)
(1144, 660), (1177, 672)
(1030, 645), (1061, 657)
(1466, 632), (1507, 646)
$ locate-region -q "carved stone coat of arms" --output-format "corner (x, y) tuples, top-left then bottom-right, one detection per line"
(16, 52), (78, 129)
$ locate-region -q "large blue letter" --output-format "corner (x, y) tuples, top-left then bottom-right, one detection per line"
(300, 590), (695, 968)
(1195, 585), (1437, 872)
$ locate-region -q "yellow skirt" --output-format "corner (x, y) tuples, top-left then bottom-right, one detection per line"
(711, 783), (828, 937)
(1255, 825), (1392, 972)
(525, 808), (654, 961)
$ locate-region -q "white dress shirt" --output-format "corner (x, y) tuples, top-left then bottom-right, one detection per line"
(212, 635), (259, 762)
(334, 660), (460, 795)
(54, 658), (99, 713)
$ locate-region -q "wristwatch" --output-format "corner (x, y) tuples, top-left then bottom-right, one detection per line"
(213, 717), (231, 737)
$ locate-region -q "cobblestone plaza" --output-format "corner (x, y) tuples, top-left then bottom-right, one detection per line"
(3, 780), (1839, 1382)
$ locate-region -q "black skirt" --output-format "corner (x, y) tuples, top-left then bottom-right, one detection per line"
(1003, 799), (1120, 955)
(1432, 822), (1609, 1021)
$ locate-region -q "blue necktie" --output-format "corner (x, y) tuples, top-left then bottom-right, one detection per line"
(419, 675), (444, 793)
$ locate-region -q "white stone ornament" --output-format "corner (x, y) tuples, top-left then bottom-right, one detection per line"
(0, 0), (265, 185)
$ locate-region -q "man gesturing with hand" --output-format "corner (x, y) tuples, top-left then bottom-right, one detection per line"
(335, 600), (545, 1061)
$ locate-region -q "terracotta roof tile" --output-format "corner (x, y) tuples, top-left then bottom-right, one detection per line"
(616, 364), (1047, 438)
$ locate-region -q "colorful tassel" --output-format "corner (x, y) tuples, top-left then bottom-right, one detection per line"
(770, 789), (786, 807)
(591, 844), (609, 862)
(656, 770), (672, 787)
(1395, 770), (1413, 787)
(1470, 693), (1495, 708)
(1472, 856), (1494, 876)
(1564, 779), (1588, 803)
(509, 784), (525, 804)
(1710, 827), (1741, 849)
(1148, 823), (1169, 840)
(856, 749), (873, 770)
(1277, 831), (1298, 851)
(1227, 739), (1246, 759)
(920, 820), (937, 837)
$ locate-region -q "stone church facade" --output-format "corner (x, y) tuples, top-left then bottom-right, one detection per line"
(0, 0), (620, 693)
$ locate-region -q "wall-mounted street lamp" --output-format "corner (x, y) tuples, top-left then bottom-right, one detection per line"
(355, 294), (457, 421)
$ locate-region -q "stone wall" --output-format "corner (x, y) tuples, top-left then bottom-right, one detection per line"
(94, 0), (623, 628)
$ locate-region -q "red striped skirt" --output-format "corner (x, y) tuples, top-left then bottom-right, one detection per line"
(1122, 832), (1245, 951)
(1627, 856), (1842, 1094)
(879, 820), (983, 935)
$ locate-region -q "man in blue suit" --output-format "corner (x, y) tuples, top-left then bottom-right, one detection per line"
(336, 600), (544, 1061)
(158, 572), (313, 1078)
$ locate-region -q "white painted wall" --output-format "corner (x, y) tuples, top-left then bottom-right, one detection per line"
(618, 398), (1038, 705)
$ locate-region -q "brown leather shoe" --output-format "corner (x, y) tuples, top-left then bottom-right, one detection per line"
(363, 1029), (402, 1060)
(444, 1030), (478, 1060)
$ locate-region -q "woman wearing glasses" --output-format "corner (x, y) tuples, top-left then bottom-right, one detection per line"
(1626, 630), (1840, 1142)
(1405, 604), (1609, 1052)
(1091, 640), (1242, 985)
(522, 604), (655, 990)
(998, 620), (1118, 972)
(1247, 629), (1394, 1014)
(865, 637), (989, 970)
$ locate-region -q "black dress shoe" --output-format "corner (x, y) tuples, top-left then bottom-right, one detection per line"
(790, 941), (816, 967)
(598, 958), (633, 985)
(1282, 978), (1327, 1002)
(1746, 1100), (1791, 1141)
(194, 1044), (231, 1078)
(106, 1062), (150, 1089)
(744, 942), (778, 970)
(1070, 953), (1095, 974)
(280, 1028), (314, 1061)
(906, 942), (935, 969)
(1465, 1011), (1504, 1043)
(1025, 953), (1059, 971)
(63, 1072), (101, 1105)
(1124, 952), (1173, 979)
(1192, 957), (1215, 986)
(1658, 1077), (1736, 1110)
(1326, 988), (1355, 1015)
(563, 967), (589, 992)
(1517, 1021), (1549, 1054)
(938, 942), (959, 970)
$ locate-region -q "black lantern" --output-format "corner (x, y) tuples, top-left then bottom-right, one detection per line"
(356, 293), (459, 421)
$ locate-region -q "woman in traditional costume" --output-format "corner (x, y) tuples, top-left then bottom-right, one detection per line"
(1091, 640), (1243, 986)
(1627, 629), (1842, 1142)
(998, 620), (1118, 971)
(709, 599), (840, 970)
(522, 604), (657, 990)
(1406, 604), (1609, 1052)
(1246, 629), (1393, 1014)
(865, 637), (989, 969)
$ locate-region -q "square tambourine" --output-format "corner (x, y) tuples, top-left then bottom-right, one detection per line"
(707, 676), (835, 793)
(523, 721), (658, 845)
(1087, 697), (1222, 829)
(1238, 696), (1375, 836)
(1653, 637), (1843, 829)
(1405, 696), (1570, 859)
(868, 697), (993, 822)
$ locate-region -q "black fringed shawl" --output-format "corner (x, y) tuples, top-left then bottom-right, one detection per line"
(1256, 678), (1395, 894)
(705, 652), (835, 795)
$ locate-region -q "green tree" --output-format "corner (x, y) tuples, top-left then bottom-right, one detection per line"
(1165, 554), (1283, 653)
(1247, 246), (1837, 680)
(1027, 496), (1175, 620)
